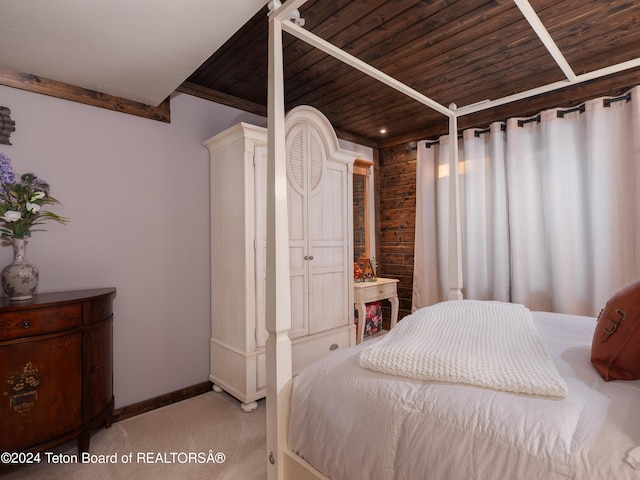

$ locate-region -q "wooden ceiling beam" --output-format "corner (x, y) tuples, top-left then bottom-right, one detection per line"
(176, 82), (267, 117)
(0, 66), (170, 123)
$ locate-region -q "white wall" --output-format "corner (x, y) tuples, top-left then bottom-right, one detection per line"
(0, 85), (266, 407)
(338, 139), (373, 161)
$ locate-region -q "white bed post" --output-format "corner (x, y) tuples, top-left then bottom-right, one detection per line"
(266, 3), (293, 480)
(447, 104), (463, 300)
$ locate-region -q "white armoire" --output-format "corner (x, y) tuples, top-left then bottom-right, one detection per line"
(204, 106), (357, 412)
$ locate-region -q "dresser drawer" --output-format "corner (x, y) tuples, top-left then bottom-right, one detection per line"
(88, 295), (114, 324)
(292, 327), (353, 375)
(0, 304), (82, 341)
(358, 282), (397, 303)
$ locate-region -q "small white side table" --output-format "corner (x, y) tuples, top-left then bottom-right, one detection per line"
(353, 278), (399, 344)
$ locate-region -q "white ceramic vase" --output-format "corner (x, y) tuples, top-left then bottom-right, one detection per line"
(1, 237), (39, 301)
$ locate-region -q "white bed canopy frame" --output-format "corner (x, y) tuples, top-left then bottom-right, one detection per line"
(264, 1), (640, 478)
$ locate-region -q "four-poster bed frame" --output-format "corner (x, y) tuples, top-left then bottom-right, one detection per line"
(263, 1), (640, 478)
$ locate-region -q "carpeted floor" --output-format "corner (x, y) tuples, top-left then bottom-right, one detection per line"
(1, 391), (267, 479)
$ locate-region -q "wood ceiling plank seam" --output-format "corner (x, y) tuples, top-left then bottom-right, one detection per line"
(283, 0), (397, 66)
(283, 0), (457, 78)
(195, 30), (269, 93)
(328, 55), (633, 139)
(282, 0), (512, 96)
(285, 31), (558, 124)
(338, 113), (443, 143)
(470, 63), (566, 98)
(536, 0), (639, 33)
(188, 0), (633, 144)
(547, 21), (640, 73)
(380, 70), (640, 145)
(432, 4), (637, 102)
(342, 1), (517, 72)
(283, 48), (360, 106)
(326, 108), (428, 140)
(281, 19), (453, 117)
(457, 57), (640, 116)
(220, 11), (307, 104)
(283, 34), (404, 102)
(191, 2), (364, 90)
(282, 1), (434, 99)
(288, 31), (524, 111)
(398, 25), (557, 95)
(285, 65), (432, 132)
(537, 0), (625, 36)
(320, 84), (440, 127)
(190, 52), (268, 102)
(284, 5), (541, 106)
(341, 108), (443, 138)
(334, 0), (452, 41)
(194, 1), (340, 100)
(320, 0), (454, 59)
(411, 52), (561, 104)
(427, 53), (568, 106)
(568, 43), (640, 78)
(284, 55), (374, 106)
(382, 67), (640, 145)
(536, 1), (640, 70)
(513, 0), (576, 80)
(292, 43), (547, 114)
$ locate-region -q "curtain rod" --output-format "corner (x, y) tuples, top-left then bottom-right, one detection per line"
(604, 92), (631, 107)
(414, 89), (634, 145)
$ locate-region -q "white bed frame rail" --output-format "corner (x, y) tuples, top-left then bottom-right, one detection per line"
(264, 1), (640, 478)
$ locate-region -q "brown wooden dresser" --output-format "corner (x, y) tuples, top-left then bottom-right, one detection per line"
(0, 288), (115, 455)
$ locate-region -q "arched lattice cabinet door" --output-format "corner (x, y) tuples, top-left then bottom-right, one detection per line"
(284, 105), (360, 371)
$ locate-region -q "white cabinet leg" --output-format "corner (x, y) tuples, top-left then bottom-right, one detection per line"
(241, 401), (258, 413)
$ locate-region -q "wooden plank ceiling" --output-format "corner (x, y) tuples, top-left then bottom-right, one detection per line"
(182, 0), (640, 147)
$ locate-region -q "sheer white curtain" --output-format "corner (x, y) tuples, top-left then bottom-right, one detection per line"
(412, 123), (510, 311)
(507, 87), (640, 315)
(413, 86), (640, 316)
(412, 139), (443, 309)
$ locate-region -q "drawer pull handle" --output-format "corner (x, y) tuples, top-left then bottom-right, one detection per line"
(329, 343), (339, 351)
(22, 321), (31, 329)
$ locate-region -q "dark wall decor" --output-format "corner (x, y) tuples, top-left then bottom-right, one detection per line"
(0, 106), (15, 145)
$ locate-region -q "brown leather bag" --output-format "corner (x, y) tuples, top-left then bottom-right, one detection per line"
(591, 279), (640, 381)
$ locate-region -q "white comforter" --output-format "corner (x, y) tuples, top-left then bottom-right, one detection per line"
(288, 310), (640, 480)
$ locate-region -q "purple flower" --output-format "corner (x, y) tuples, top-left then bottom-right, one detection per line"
(0, 153), (68, 238)
(0, 153), (15, 185)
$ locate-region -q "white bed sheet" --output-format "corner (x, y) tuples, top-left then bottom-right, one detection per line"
(288, 311), (640, 480)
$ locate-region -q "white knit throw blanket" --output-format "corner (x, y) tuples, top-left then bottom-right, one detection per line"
(359, 300), (568, 398)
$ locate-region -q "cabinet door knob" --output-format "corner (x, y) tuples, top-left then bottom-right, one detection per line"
(304, 255), (314, 260)
(91, 365), (100, 373)
(22, 320), (31, 329)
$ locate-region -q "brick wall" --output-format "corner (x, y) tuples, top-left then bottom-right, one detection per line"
(375, 141), (418, 320)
